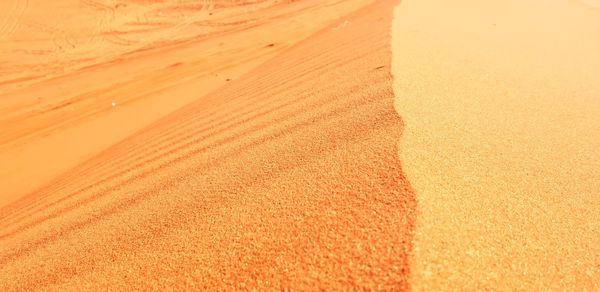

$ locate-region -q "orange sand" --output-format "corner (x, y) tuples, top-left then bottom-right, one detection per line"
(0, 0), (376, 208)
(1, 0), (414, 289)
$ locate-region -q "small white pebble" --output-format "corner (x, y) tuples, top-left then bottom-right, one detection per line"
(111, 101), (117, 107)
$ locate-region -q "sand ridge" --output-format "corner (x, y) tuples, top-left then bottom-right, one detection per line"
(1, 0), (414, 289)
(4, 0), (597, 289)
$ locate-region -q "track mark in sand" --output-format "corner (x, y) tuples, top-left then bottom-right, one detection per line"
(83, 0), (116, 54)
(0, 0), (28, 40)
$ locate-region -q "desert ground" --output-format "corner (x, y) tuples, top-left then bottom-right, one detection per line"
(0, 0), (599, 290)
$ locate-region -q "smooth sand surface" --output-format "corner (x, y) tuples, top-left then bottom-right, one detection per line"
(1, 0), (415, 289)
(392, 0), (600, 290)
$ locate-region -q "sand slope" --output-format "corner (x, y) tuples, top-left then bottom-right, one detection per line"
(0, 0), (375, 209)
(392, 0), (600, 290)
(1, 0), (413, 289)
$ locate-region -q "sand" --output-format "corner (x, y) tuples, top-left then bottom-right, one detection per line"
(2, 0), (599, 289)
(1, 0), (414, 289)
(392, 0), (600, 290)
(0, 0), (375, 208)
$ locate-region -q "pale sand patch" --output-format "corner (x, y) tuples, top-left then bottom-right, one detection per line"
(392, 0), (600, 290)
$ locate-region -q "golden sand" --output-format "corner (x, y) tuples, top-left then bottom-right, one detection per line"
(392, 0), (600, 289)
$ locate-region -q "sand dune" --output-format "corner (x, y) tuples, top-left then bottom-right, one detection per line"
(0, 0), (375, 208)
(3, 0), (598, 289)
(1, 0), (414, 289)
